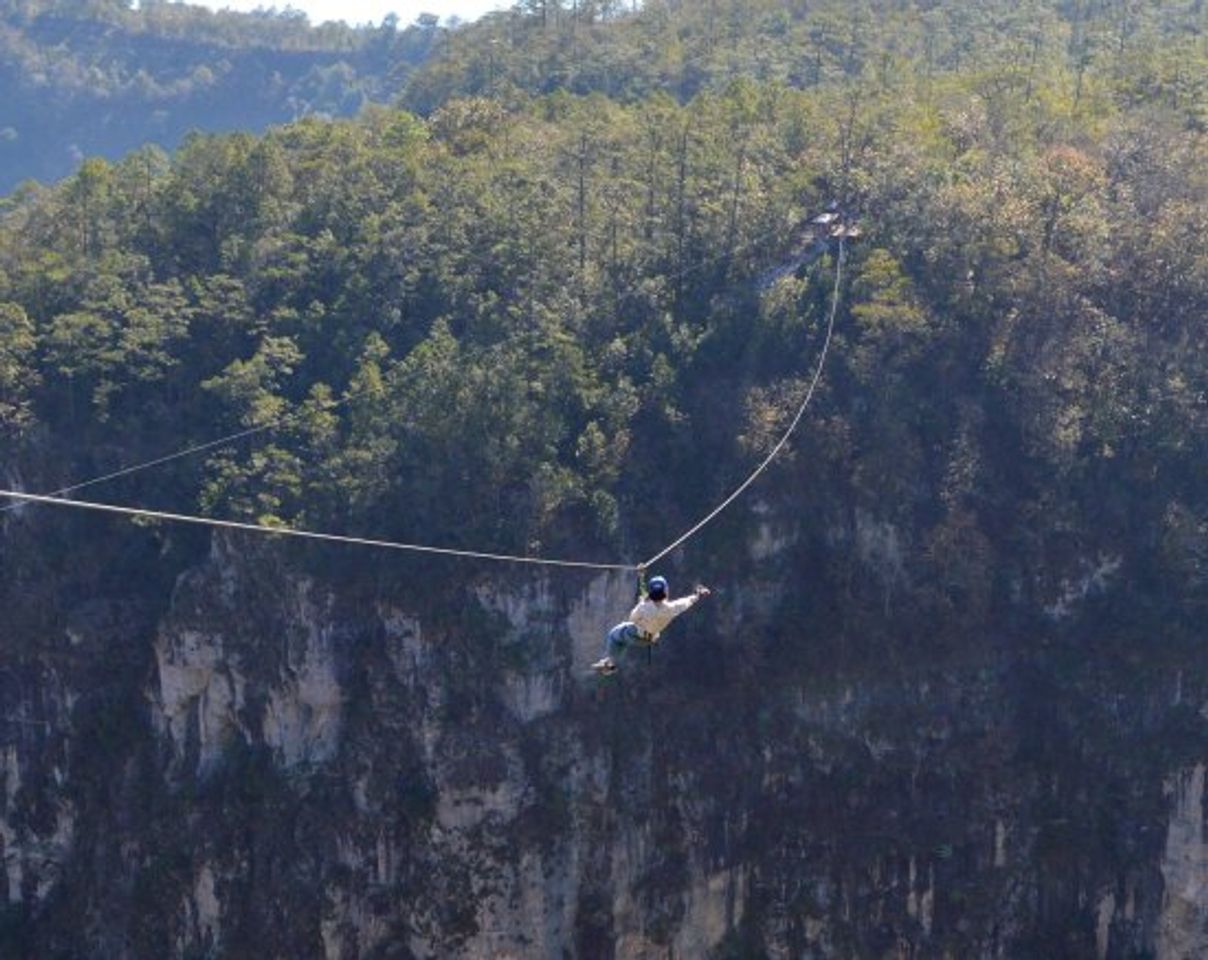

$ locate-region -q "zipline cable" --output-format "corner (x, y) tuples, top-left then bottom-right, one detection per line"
(10, 221), (789, 512)
(640, 237), (845, 569)
(0, 422), (274, 515)
(0, 395), (354, 516)
(0, 489), (637, 571)
(1, 229), (843, 572)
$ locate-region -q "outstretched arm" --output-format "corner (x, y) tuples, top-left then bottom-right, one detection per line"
(665, 585), (711, 616)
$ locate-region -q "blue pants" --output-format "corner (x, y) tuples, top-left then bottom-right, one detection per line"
(604, 622), (645, 661)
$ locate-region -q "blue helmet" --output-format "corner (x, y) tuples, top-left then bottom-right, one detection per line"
(648, 576), (668, 600)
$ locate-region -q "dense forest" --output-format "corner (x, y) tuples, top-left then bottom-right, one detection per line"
(0, 0), (442, 193)
(0, 0), (1206, 956)
(3, 0), (1204, 578)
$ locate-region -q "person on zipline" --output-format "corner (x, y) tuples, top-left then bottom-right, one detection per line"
(592, 570), (710, 676)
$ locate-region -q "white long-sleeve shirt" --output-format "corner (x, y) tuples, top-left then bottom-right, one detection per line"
(628, 594), (701, 640)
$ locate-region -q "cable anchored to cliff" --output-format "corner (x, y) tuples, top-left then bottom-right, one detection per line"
(0, 397), (354, 516)
(0, 234), (844, 571)
(9, 222), (786, 513)
(0, 421), (279, 515)
(0, 489), (637, 571)
(640, 237), (844, 568)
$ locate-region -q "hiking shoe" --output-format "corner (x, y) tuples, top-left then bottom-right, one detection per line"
(591, 657), (618, 676)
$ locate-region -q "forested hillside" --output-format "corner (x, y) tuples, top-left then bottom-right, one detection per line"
(0, 0), (441, 193)
(0, 0), (1206, 956)
(4, 0), (1204, 572)
(405, 0), (1208, 114)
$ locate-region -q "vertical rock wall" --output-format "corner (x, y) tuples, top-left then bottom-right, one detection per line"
(0, 517), (1205, 958)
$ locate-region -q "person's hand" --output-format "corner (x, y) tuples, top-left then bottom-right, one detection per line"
(695, 585), (711, 598)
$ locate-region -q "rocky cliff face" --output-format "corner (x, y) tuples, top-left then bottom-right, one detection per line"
(1, 500), (1206, 959)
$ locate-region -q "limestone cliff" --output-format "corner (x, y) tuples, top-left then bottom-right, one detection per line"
(2, 496), (1206, 959)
